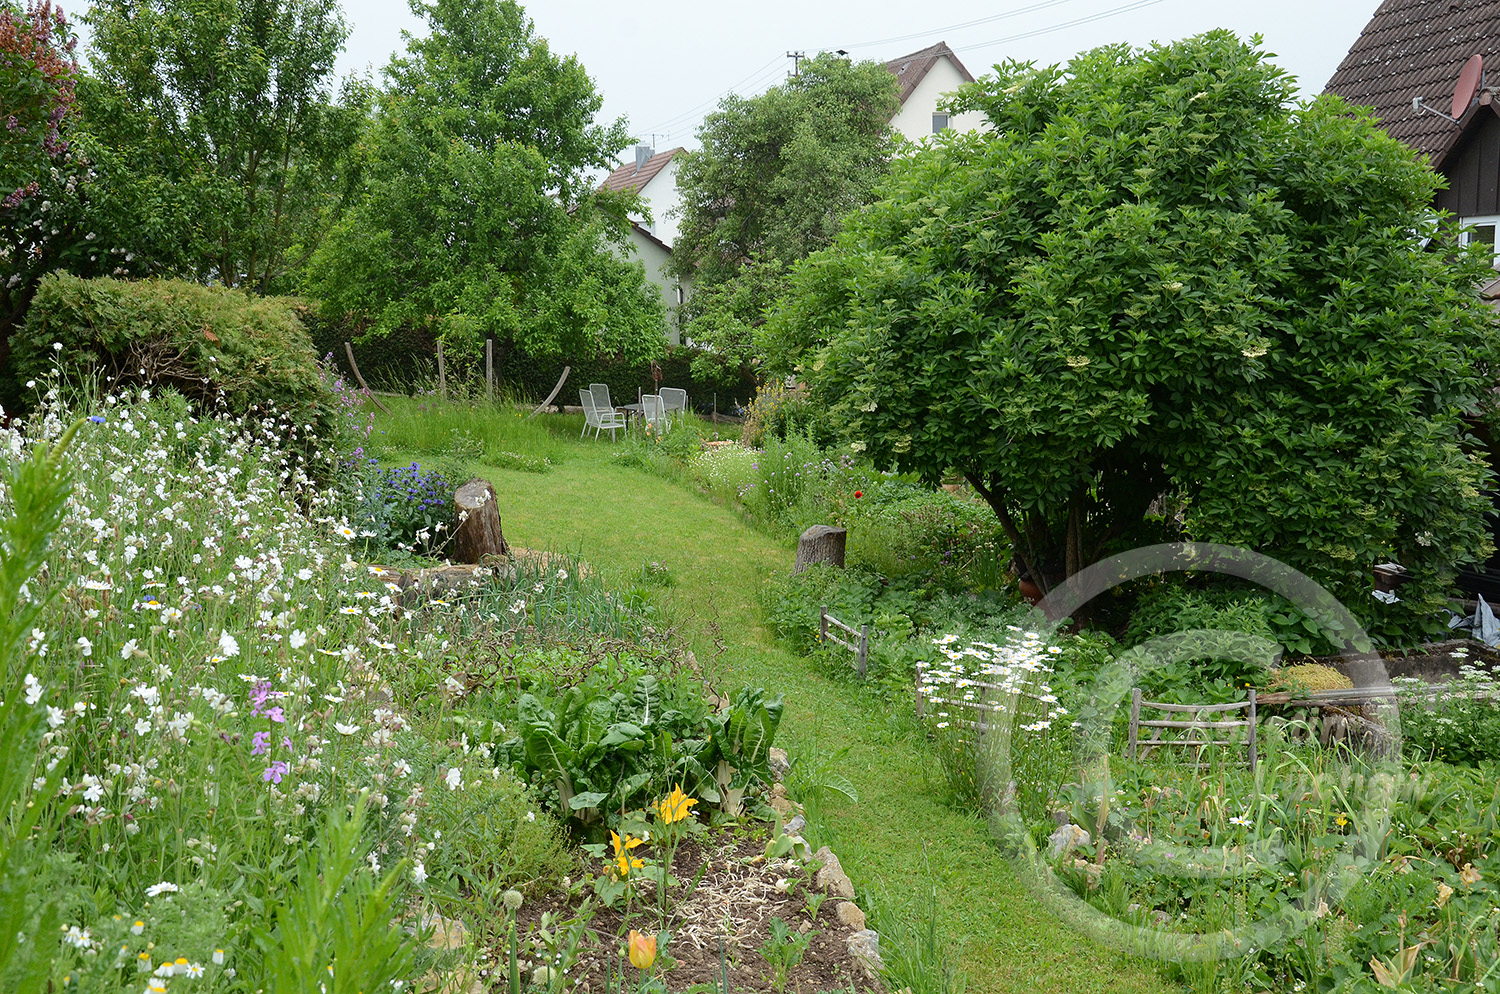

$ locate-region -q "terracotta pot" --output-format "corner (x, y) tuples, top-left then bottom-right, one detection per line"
(1017, 577), (1044, 606)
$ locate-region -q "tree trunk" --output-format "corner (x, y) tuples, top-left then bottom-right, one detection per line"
(793, 525), (846, 574)
(453, 479), (509, 564)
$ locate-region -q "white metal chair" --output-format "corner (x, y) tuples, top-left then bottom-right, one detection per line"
(588, 383), (615, 414)
(579, 388), (625, 441)
(642, 394), (669, 432)
(659, 387), (688, 426)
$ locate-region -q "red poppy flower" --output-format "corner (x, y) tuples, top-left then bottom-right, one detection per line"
(853, 491), (863, 498)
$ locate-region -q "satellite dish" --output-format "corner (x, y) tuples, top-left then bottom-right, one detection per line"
(1453, 54), (1484, 119)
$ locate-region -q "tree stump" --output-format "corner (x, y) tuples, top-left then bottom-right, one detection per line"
(793, 525), (846, 574)
(453, 479), (509, 564)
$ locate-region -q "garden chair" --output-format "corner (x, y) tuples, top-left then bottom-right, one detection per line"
(579, 388), (625, 441)
(1127, 689), (1258, 773)
(589, 383), (616, 414)
(659, 387), (688, 426)
(642, 394), (669, 432)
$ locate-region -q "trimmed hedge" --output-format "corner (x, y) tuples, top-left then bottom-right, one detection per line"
(305, 307), (758, 414)
(14, 274), (339, 449)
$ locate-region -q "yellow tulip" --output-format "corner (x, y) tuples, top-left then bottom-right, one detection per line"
(610, 830), (644, 877)
(656, 785), (698, 825)
(628, 930), (657, 970)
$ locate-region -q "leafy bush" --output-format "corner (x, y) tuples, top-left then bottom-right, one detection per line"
(14, 274), (339, 465)
(494, 670), (783, 834)
(742, 382), (835, 449)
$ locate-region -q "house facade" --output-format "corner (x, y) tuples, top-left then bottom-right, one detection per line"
(882, 41), (987, 141)
(599, 146), (690, 343)
(1325, 0), (1500, 260)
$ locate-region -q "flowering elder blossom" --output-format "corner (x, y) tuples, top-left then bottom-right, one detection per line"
(917, 627), (1070, 733)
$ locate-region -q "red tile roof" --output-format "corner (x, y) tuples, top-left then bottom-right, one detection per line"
(1325, 0), (1500, 164)
(883, 40), (975, 106)
(600, 147), (683, 194)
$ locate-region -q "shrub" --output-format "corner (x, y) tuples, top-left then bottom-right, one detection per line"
(346, 459), (463, 555)
(14, 274), (338, 463)
(741, 381), (834, 449)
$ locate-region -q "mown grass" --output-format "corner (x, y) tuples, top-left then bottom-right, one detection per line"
(374, 407), (1181, 994)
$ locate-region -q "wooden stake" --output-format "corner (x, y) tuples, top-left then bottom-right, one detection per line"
(529, 365), (570, 419)
(343, 341), (392, 415)
(485, 338), (494, 403)
(437, 340), (447, 400)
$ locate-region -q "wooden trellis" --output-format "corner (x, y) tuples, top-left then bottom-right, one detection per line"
(1128, 689), (1258, 772)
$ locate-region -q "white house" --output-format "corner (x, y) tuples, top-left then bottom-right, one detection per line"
(600, 145), (690, 343)
(883, 41), (987, 141)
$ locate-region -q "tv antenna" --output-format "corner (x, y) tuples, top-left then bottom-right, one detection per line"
(1414, 53), (1487, 124)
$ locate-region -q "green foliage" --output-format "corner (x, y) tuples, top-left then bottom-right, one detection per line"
(772, 31), (1500, 644)
(1397, 662), (1500, 764)
(741, 382), (834, 449)
(81, 0), (368, 293)
(758, 916), (812, 992)
(254, 798), (415, 994)
(0, 416), (78, 987)
(14, 274), (339, 461)
(307, 0), (664, 366)
(496, 672), (783, 831)
(672, 52), (900, 374)
(0, 2), (145, 390)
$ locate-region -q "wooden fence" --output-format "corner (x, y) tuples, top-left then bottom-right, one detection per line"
(819, 606), (868, 678)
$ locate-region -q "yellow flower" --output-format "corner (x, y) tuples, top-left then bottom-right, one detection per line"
(1334, 813), (1349, 828)
(1436, 882), (1454, 907)
(610, 831), (644, 877)
(1460, 863), (1484, 887)
(628, 929), (657, 970)
(656, 785), (698, 825)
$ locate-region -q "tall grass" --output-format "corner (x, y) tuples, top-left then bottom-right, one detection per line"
(369, 394), (568, 470)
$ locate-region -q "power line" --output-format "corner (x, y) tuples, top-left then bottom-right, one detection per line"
(834, 0), (1084, 51)
(636, 54), (785, 138)
(951, 0), (1169, 53)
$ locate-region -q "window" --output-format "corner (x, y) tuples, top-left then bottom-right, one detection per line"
(1460, 215), (1500, 267)
(932, 113), (950, 133)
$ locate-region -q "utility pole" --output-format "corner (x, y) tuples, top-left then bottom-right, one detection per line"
(786, 50), (806, 78)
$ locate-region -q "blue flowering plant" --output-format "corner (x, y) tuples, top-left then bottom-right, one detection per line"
(348, 459), (462, 556)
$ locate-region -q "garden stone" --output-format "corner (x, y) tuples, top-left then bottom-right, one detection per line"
(847, 929), (884, 983)
(783, 813), (806, 836)
(836, 901), (867, 930)
(769, 746), (790, 780)
(814, 846), (856, 899)
(1047, 823), (1091, 859)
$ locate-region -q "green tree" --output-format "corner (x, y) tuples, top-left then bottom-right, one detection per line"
(768, 31), (1500, 640)
(0, 1), (146, 380)
(306, 0), (663, 372)
(81, 0), (367, 292)
(670, 53), (900, 377)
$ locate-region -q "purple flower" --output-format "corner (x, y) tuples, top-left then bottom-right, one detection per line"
(262, 760), (289, 784)
(267, 706), (285, 724)
(251, 731), (270, 755)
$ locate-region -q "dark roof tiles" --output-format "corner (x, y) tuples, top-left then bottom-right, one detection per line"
(600, 147), (684, 194)
(883, 40), (975, 105)
(1325, 0), (1500, 163)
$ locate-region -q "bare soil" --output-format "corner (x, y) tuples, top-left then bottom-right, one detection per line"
(503, 828), (872, 994)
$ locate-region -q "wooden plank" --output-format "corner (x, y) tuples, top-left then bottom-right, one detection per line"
(1138, 700), (1250, 714)
(1138, 719), (1253, 730)
(1128, 688), (1141, 760)
(1136, 740), (1246, 749)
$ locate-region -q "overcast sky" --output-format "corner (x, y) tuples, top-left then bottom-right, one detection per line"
(334, 0), (1385, 155)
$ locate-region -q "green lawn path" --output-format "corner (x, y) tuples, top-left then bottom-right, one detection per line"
(450, 439), (1180, 994)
